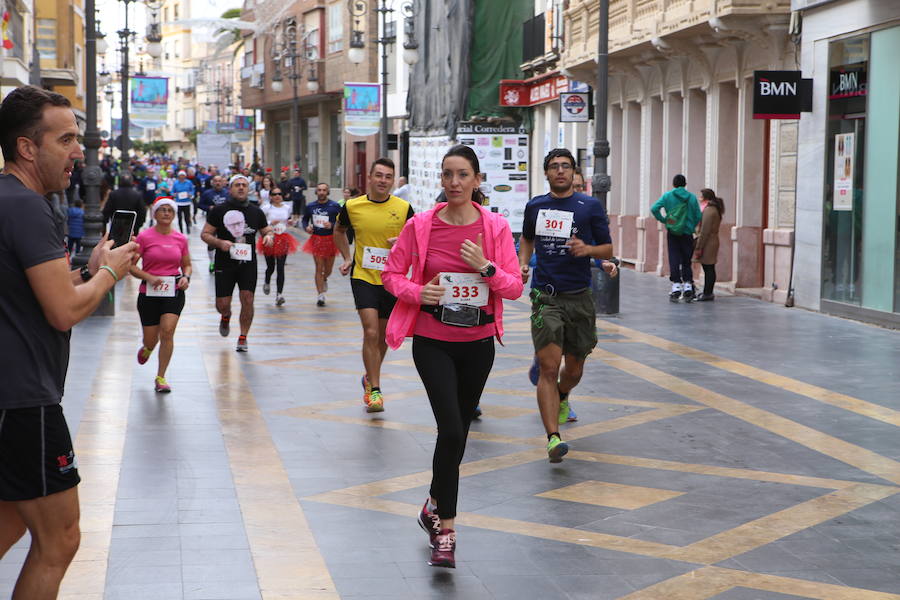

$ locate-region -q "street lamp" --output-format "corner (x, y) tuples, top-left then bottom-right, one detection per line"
(270, 19), (309, 167)
(347, 0), (419, 157)
(592, 0), (611, 209)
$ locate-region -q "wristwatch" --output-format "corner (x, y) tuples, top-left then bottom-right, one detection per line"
(80, 265), (92, 282)
(479, 262), (496, 278)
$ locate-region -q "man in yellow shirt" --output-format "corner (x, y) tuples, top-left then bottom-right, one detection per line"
(335, 158), (413, 412)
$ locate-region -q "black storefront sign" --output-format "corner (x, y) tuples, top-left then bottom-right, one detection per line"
(829, 65), (867, 100)
(753, 71), (813, 119)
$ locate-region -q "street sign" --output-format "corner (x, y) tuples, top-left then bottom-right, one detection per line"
(560, 92), (590, 122)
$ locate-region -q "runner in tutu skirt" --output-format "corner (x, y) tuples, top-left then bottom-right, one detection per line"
(302, 183), (342, 306)
(257, 188), (298, 306)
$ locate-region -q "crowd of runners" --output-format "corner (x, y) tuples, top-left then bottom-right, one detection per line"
(0, 86), (620, 594)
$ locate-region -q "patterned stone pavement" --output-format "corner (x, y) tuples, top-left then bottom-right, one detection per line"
(2, 223), (899, 599)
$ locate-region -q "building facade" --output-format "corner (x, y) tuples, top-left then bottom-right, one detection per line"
(792, 0), (900, 327)
(240, 0), (378, 192)
(560, 0), (797, 301)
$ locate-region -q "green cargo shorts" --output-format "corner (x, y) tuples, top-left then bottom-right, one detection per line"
(529, 288), (597, 359)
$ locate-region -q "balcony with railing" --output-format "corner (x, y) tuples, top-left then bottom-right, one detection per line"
(561, 0), (791, 77)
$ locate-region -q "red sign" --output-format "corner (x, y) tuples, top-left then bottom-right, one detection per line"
(499, 74), (569, 108)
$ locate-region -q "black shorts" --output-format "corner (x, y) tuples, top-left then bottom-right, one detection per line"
(137, 290), (186, 326)
(215, 262), (258, 297)
(351, 278), (397, 319)
(0, 404), (80, 501)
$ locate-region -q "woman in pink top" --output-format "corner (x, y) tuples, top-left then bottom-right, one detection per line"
(130, 198), (192, 393)
(383, 145), (523, 569)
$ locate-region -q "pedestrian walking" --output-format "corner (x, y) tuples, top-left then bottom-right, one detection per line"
(693, 188), (724, 301)
(66, 199), (84, 255)
(651, 174), (702, 302)
(519, 148), (613, 462)
(131, 198), (192, 392)
(382, 144), (523, 568)
(334, 158), (414, 413)
(0, 85), (139, 599)
(201, 174), (275, 352)
(393, 176), (410, 200)
(172, 170), (196, 234)
(301, 183), (342, 306)
(258, 187), (298, 306)
(102, 172), (145, 235)
(287, 168), (308, 218)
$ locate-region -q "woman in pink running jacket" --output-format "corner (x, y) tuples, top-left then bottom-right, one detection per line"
(382, 144), (523, 569)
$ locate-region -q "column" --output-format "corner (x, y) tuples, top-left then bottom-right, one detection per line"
(734, 76), (766, 288)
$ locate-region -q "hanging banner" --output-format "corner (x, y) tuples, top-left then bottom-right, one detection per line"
(343, 82), (381, 136)
(832, 133), (854, 211)
(130, 76), (168, 128)
(456, 122), (530, 234)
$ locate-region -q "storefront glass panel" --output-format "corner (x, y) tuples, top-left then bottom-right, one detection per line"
(821, 36), (868, 305)
(862, 26), (900, 313)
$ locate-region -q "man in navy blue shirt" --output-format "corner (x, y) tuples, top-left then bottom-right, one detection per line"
(519, 148), (613, 463)
(198, 175), (229, 272)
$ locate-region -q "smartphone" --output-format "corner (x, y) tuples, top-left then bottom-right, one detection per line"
(109, 210), (137, 248)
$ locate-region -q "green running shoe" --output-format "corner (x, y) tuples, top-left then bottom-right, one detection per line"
(558, 398), (570, 425)
(366, 389), (384, 413)
(547, 434), (569, 463)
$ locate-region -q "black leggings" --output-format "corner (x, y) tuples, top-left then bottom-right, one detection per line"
(412, 335), (494, 520)
(177, 205), (192, 234)
(265, 254), (287, 293)
(702, 263), (716, 296)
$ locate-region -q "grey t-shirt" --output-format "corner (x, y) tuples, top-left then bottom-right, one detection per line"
(0, 174), (70, 409)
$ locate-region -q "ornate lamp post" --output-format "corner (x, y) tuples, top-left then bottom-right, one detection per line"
(270, 19), (318, 168)
(347, 0), (419, 157)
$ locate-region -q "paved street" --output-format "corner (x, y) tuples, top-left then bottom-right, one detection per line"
(3, 227), (900, 600)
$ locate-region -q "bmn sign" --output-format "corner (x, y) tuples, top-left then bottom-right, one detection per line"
(752, 71), (813, 119)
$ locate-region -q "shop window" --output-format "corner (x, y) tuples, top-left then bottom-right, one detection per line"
(821, 35), (868, 306)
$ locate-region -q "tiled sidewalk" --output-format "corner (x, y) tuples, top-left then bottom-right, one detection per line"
(2, 224), (899, 599)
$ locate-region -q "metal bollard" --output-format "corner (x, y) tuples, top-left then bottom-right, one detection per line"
(591, 257), (620, 315)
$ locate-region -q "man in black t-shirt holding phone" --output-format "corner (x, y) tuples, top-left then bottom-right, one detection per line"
(201, 174), (274, 352)
(0, 85), (139, 598)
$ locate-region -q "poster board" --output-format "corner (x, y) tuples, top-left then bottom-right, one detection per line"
(456, 122), (530, 234)
(197, 134), (231, 170)
(833, 133), (854, 211)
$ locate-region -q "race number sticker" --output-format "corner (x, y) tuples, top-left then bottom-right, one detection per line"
(147, 276), (176, 298)
(439, 272), (488, 307)
(362, 246), (390, 271)
(146, 182), (156, 191)
(229, 242), (252, 262)
(312, 214), (330, 229)
(535, 209), (574, 238)
(177, 191), (190, 200)
(273, 222), (287, 234)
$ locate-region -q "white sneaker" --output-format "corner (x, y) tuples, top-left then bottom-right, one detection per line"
(263, 282), (271, 295)
(669, 282), (683, 302)
(275, 294), (285, 306)
(316, 293), (326, 307)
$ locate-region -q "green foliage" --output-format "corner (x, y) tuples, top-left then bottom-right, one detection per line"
(186, 129), (201, 147)
(132, 140), (169, 156)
